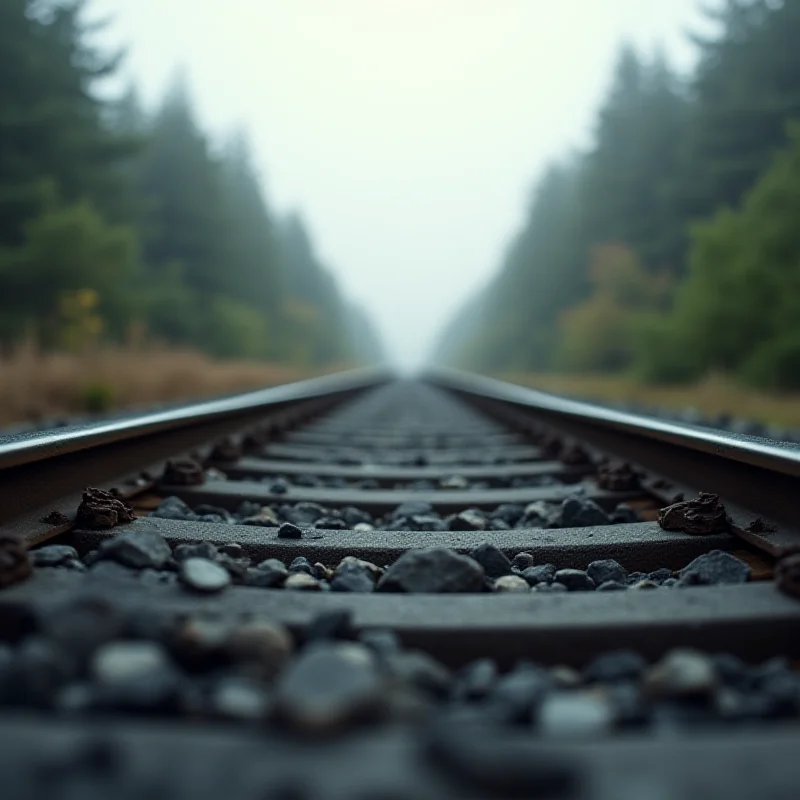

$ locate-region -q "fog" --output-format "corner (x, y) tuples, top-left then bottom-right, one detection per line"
(96, 0), (703, 368)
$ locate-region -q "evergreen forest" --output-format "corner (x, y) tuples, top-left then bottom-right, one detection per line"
(0, 0), (382, 367)
(435, 0), (800, 391)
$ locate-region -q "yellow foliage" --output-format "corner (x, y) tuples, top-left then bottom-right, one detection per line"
(284, 300), (320, 326)
(558, 244), (671, 372)
(57, 288), (104, 351)
(559, 292), (631, 372)
(586, 244), (672, 307)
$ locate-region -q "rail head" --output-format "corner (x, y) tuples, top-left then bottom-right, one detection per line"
(426, 367), (800, 544)
(426, 367), (800, 477)
(0, 366), (392, 471)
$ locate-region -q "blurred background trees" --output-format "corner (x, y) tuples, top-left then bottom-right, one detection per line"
(4, 0), (799, 394)
(435, 0), (800, 391)
(0, 0), (381, 366)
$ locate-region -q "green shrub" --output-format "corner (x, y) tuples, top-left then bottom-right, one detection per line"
(631, 314), (704, 385)
(80, 381), (115, 413)
(738, 335), (800, 392)
(641, 124), (800, 386)
(203, 297), (270, 359)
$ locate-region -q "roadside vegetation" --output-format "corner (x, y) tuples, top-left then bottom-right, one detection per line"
(0, 1), (381, 398)
(0, 339), (334, 426)
(437, 1), (800, 396)
(502, 373), (800, 430)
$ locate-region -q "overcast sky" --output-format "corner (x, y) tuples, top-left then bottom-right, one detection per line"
(95, 0), (704, 367)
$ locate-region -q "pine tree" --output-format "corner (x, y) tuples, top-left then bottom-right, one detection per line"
(135, 72), (231, 300)
(680, 0), (800, 217)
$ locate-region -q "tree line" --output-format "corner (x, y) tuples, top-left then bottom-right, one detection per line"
(435, 0), (800, 391)
(0, 0), (382, 366)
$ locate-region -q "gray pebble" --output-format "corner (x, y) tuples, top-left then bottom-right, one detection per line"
(92, 641), (174, 686)
(538, 691), (614, 737)
(342, 506), (373, 527)
(304, 610), (355, 643)
(173, 541), (218, 562)
(648, 567), (673, 584)
(240, 509), (280, 527)
(645, 649), (717, 697)
(448, 509), (487, 531)
(179, 558), (231, 593)
(284, 573), (322, 590)
(330, 563), (374, 593)
(139, 568), (171, 587)
(392, 500), (433, 518)
(556, 497), (611, 528)
(216, 553), (250, 582)
(677, 550), (750, 586)
(281, 501), (328, 527)
(314, 516), (348, 530)
(759, 672), (800, 717)
(521, 564), (556, 586)
(55, 682), (96, 714)
(491, 504), (525, 525)
(336, 555), (381, 580)
(713, 653), (751, 689)
(276, 643), (385, 733)
(440, 475), (468, 489)
(359, 629), (401, 659)
(30, 545), (79, 567)
(486, 666), (551, 724)
(247, 558), (288, 588)
(268, 478), (290, 495)
(512, 552), (536, 570)
(554, 569), (595, 591)
(535, 582), (568, 593)
(97, 527), (172, 569)
(584, 650), (647, 683)
(88, 560), (137, 581)
(289, 556), (313, 574)
(469, 542), (512, 578)
(6, 637), (76, 706)
(150, 496), (195, 521)
(278, 522), (303, 539)
(210, 676), (271, 720)
(596, 580), (627, 591)
(377, 547), (484, 593)
(452, 658), (497, 701)
(194, 504), (233, 523)
(550, 665), (582, 689)
(493, 575), (531, 593)
(611, 503), (640, 524)
(382, 650), (452, 698)
(226, 621), (293, 681)
(236, 501), (262, 518)
(91, 640), (180, 711)
(587, 559), (627, 586)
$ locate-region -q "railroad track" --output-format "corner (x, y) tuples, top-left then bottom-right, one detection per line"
(1, 366), (800, 799)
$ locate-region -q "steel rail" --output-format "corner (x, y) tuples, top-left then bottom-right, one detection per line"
(427, 367), (800, 549)
(0, 366), (391, 526)
(0, 366), (390, 470)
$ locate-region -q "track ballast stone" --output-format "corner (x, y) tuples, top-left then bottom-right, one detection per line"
(1, 587), (798, 733)
(33, 529), (752, 595)
(148, 494), (641, 532)
(1, 376), (797, 797)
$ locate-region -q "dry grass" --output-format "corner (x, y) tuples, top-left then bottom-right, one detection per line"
(0, 340), (336, 426)
(500, 372), (800, 429)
